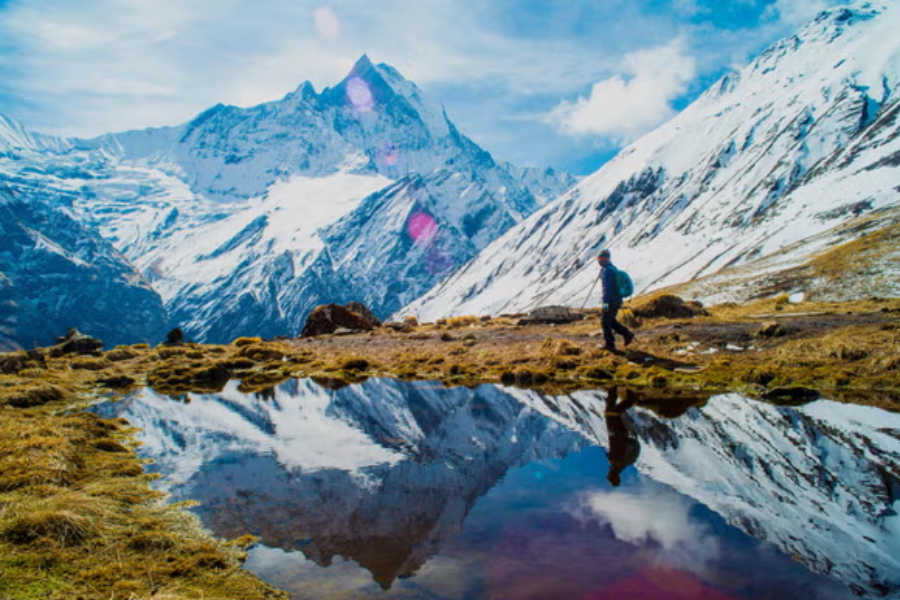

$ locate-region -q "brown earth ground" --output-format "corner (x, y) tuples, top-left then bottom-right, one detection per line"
(1, 295), (898, 599)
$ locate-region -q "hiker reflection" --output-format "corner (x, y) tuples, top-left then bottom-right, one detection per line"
(604, 386), (640, 487)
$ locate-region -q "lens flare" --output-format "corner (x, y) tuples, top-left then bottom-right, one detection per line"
(313, 7), (341, 40)
(407, 211), (438, 246)
(346, 77), (374, 112)
(378, 143), (400, 166)
(425, 248), (453, 275)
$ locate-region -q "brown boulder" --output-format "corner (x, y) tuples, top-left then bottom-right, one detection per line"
(48, 328), (104, 357)
(517, 306), (579, 325)
(301, 304), (375, 337)
(162, 327), (185, 346)
(344, 302), (382, 328)
(631, 295), (707, 320)
(0, 352), (28, 374)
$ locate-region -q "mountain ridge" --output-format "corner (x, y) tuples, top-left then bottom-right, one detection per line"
(404, 2), (900, 320)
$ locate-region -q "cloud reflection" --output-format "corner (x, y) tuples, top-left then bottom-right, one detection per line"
(576, 486), (720, 574)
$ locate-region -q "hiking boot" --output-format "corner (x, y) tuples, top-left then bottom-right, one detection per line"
(598, 344), (617, 353)
(624, 331), (635, 347)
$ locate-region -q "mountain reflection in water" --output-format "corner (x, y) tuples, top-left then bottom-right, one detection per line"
(90, 379), (900, 600)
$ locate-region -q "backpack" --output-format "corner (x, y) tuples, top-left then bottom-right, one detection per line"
(616, 268), (634, 299)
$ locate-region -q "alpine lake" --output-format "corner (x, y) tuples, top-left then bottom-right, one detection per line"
(88, 377), (900, 600)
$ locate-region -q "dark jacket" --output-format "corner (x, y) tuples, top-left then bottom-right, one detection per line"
(601, 263), (622, 305)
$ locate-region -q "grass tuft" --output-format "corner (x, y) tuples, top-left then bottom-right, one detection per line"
(0, 383), (71, 409)
(445, 315), (480, 329)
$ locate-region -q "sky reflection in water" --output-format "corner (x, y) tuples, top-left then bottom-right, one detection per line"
(90, 379), (900, 600)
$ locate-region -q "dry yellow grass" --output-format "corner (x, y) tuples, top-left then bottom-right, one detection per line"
(444, 315), (481, 329)
(0, 408), (287, 600)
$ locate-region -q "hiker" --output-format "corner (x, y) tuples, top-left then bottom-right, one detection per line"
(604, 386), (640, 487)
(597, 249), (634, 352)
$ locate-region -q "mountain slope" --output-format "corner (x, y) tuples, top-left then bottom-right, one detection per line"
(0, 113), (71, 154)
(0, 184), (166, 349)
(405, 2), (900, 320)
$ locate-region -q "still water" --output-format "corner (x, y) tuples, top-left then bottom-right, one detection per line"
(90, 379), (900, 600)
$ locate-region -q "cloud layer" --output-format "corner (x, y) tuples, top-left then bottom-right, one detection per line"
(546, 40), (696, 142)
(0, 0), (849, 173)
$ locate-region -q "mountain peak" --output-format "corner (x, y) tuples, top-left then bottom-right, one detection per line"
(352, 54), (374, 71)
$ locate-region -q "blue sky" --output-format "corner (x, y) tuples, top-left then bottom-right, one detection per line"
(0, 0), (843, 174)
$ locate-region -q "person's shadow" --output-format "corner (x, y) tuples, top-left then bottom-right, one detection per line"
(604, 386), (641, 487)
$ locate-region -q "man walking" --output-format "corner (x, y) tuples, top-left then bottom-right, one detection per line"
(597, 249), (634, 352)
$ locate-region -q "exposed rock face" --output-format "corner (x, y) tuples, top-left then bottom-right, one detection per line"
(300, 304), (376, 337)
(48, 328), (104, 357)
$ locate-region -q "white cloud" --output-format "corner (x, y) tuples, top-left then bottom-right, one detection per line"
(546, 39), (696, 142)
(672, 0), (705, 17)
(0, 0), (622, 137)
(313, 6), (342, 41)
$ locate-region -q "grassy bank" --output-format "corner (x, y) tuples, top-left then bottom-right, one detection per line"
(0, 383), (289, 599)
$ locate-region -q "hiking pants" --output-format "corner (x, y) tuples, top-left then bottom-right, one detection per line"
(602, 303), (631, 350)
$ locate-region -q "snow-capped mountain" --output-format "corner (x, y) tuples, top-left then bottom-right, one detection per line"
(405, 2), (900, 319)
(501, 162), (580, 206)
(0, 57), (574, 344)
(0, 183), (166, 350)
